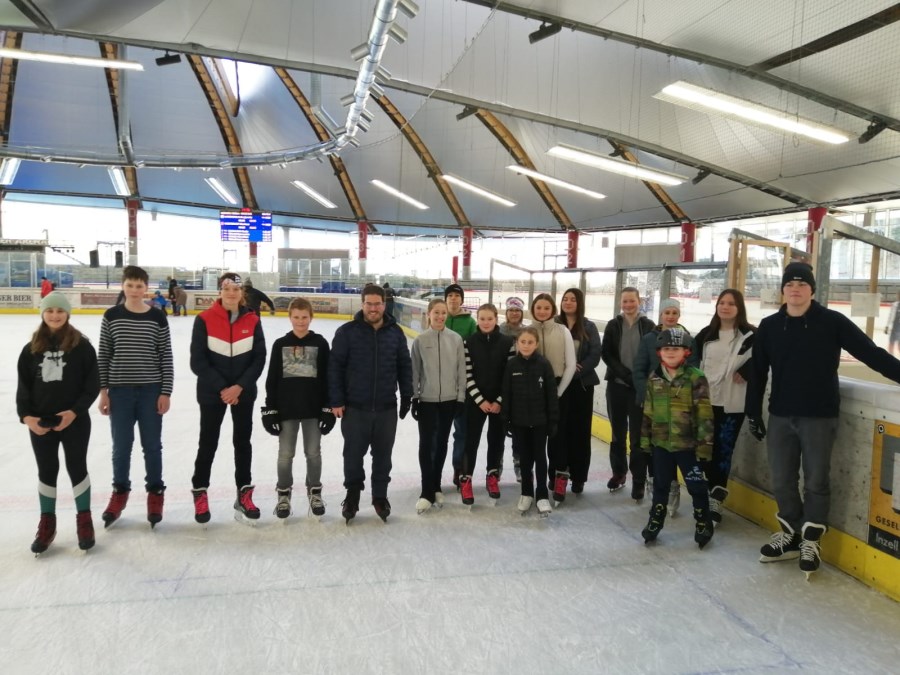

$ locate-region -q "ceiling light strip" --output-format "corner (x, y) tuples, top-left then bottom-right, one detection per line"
(655, 81), (851, 145)
(107, 167), (130, 196)
(370, 179), (429, 210)
(0, 47), (144, 71)
(292, 180), (337, 209)
(547, 144), (687, 186)
(0, 157), (21, 185)
(505, 165), (605, 199)
(442, 174), (516, 207)
(205, 176), (238, 205)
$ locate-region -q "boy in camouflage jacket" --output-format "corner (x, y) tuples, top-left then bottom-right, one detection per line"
(639, 328), (715, 548)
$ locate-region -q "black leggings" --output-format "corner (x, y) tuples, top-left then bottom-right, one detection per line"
(31, 414), (91, 488)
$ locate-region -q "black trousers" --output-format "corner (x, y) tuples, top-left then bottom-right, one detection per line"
(417, 400), (455, 501)
(606, 380), (648, 483)
(650, 446), (709, 514)
(192, 398), (255, 489)
(342, 406), (398, 499)
(463, 402), (507, 476)
(31, 413), (91, 488)
(513, 425), (549, 500)
(554, 382), (594, 484)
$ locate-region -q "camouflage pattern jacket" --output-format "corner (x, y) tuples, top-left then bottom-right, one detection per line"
(640, 364), (714, 460)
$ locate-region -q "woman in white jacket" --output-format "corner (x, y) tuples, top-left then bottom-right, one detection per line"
(690, 289), (755, 525)
(410, 299), (467, 513)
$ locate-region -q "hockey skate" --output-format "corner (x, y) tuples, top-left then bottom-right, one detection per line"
(342, 488), (360, 524)
(799, 522), (827, 580)
(667, 481), (681, 517)
(459, 475), (474, 508)
(486, 470), (501, 503)
(693, 508), (714, 549)
(631, 481), (645, 502)
(234, 485), (261, 525)
(759, 515), (801, 563)
(607, 473), (626, 492)
(641, 503), (667, 543)
(373, 497), (391, 522)
(192, 488), (211, 524)
(415, 497), (433, 514)
(102, 487), (129, 529)
(308, 486), (326, 519)
(76, 510), (95, 551)
(147, 488), (165, 528)
(517, 495), (533, 514)
(553, 471), (569, 507)
(709, 486), (728, 526)
(536, 498), (552, 518)
(274, 487), (292, 519)
(31, 513), (57, 556)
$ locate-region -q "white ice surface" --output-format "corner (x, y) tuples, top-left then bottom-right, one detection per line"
(1, 314), (898, 675)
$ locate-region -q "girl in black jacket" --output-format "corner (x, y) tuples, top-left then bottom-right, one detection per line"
(16, 292), (100, 554)
(501, 327), (559, 517)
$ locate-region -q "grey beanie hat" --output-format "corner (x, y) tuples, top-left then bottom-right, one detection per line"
(40, 291), (71, 314)
(659, 298), (681, 313)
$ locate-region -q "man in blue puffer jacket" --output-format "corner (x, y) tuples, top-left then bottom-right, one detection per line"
(329, 283), (413, 523)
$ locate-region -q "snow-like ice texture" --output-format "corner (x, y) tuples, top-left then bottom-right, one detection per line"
(1, 314), (898, 674)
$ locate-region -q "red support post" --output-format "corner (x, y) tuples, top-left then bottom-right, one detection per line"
(680, 222), (696, 263)
(567, 229), (579, 269)
(807, 207), (827, 255)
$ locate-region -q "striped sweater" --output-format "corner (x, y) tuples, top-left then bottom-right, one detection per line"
(98, 304), (174, 395)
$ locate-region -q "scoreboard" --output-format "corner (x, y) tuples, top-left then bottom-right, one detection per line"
(220, 210), (273, 242)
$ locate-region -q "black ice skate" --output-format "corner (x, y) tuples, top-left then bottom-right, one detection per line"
(234, 485), (261, 524)
(799, 522), (827, 580)
(607, 473), (626, 492)
(373, 497), (391, 522)
(642, 503), (667, 543)
(192, 488), (211, 524)
(693, 508), (714, 549)
(308, 486), (326, 519)
(274, 487), (292, 519)
(709, 486), (728, 526)
(147, 488), (165, 528)
(342, 488), (360, 524)
(759, 515), (801, 563)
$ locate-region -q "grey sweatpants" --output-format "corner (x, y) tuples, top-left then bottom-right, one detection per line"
(277, 418), (322, 489)
(766, 414), (838, 532)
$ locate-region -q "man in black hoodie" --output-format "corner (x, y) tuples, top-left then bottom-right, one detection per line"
(746, 262), (900, 578)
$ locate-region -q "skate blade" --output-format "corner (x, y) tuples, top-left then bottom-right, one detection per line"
(102, 517), (120, 530)
(609, 485), (625, 493)
(233, 511), (259, 526)
(539, 512), (550, 518)
(489, 498), (499, 506)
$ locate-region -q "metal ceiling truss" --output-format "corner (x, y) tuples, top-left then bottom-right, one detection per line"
(474, 108), (574, 231)
(273, 66), (375, 233)
(99, 41), (139, 201)
(373, 93), (480, 235)
(187, 54), (257, 209)
(0, 30), (21, 145)
(607, 140), (688, 223)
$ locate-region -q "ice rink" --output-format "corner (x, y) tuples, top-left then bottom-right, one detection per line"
(1, 312), (898, 674)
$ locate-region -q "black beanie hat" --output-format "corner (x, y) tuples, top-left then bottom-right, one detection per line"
(781, 262), (816, 293)
(444, 283), (464, 301)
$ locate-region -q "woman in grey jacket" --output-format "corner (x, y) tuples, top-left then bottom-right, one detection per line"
(411, 299), (467, 513)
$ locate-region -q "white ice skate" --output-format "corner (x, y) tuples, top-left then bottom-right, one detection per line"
(434, 492), (445, 509)
(517, 495), (533, 514)
(537, 499), (552, 518)
(415, 497), (433, 515)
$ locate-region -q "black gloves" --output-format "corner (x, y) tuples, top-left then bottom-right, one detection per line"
(260, 407), (281, 436)
(748, 417), (767, 441)
(399, 396), (412, 420)
(318, 408), (336, 435)
(410, 398), (420, 421)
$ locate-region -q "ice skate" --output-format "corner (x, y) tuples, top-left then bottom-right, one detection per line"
(102, 487), (129, 529)
(147, 488), (165, 528)
(459, 475), (474, 508)
(434, 491), (445, 509)
(342, 488), (360, 524)
(641, 503), (666, 543)
(308, 486), (326, 519)
(76, 510), (95, 551)
(416, 497), (433, 514)
(234, 485), (261, 525)
(192, 487), (211, 524)
(693, 508), (714, 549)
(31, 513), (56, 556)
(607, 473), (626, 492)
(553, 471), (569, 507)
(274, 487), (292, 519)
(667, 481), (681, 517)
(486, 470), (500, 503)
(799, 522), (827, 580)
(373, 497), (391, 522)
(517, 495), (533, 514)
(513, 461), (522, 484)
(571, 480), (584, 495)
(759, 515), (801, 563)
(631, 480), (645, 503)
(536, 498), (552, 518)
(709, 486), (728, 527)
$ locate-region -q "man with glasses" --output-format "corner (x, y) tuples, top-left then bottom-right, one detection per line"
(329, 283), (413, 523)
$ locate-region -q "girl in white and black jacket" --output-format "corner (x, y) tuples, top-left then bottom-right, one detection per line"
(16, 292), (100, 554)
(690, 289), (755, 524)
(411, 299), (467, 512)
(501, 327), (559, 516)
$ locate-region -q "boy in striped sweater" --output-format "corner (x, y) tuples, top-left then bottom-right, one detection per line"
(97, 266), (174, 528)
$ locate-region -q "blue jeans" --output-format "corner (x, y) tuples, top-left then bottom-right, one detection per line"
(341, 407), (397, 499)
(451, 408), (467, 470)
(108, 383), (164, 491)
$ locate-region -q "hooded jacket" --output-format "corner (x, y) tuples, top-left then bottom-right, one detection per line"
(691, 324), (754, 413)
(601, 314), (656, 386)
(557, 317), (603, 388)
(531, 318), (577, 396)
(464, 326), (515, 405)
(632, 323), (692, 405)
(264, 330), (330, 419)
(640, 363), (714, 460)
(446, 311), (477, 339)
(328, 309), (413, 411)
(17, 336), (100, 422)
(501, 353), (559, 428)
(411, 327), (466, 403)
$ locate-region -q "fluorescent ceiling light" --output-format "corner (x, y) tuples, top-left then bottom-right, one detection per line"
(442, 174), (516, 207)
(107, 167), (130, 196)
(205, 176), (238, 205)
(0, 47), (143, 71)
(0, 157), (21, 185)
(371, 179), (428, 210)
(655, 81), (851, 145)
(292, 180), (337, 209)
(547, 144), (687, 186)
(506, 165), (605, 199)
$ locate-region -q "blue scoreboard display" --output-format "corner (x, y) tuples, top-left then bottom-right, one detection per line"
(220, 210), (273, 242)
